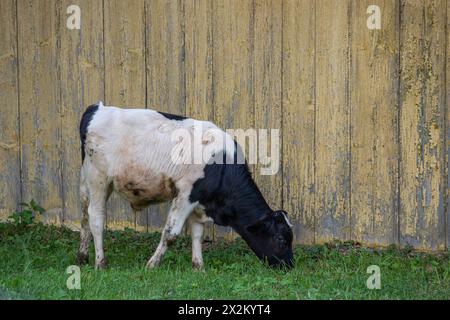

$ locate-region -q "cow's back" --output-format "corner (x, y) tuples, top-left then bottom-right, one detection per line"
(82, 104), (232, 209)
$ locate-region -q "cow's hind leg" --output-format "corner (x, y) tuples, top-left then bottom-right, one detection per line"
(146, 196), (197, 269)
(83, 167), (111, 270)
(188, 214), (205, 270)
(76, 172), (91, 265)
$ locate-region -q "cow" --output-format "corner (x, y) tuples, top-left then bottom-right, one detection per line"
(76, 101), (294, 270)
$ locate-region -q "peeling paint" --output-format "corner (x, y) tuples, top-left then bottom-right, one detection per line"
(1, 0), (447, 251)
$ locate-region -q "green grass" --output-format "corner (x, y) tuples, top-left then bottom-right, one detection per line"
(0, 222), (449, 300)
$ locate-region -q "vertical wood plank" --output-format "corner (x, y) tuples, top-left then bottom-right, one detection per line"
(145, 0), (185, 231)
(146, 0), (185, 116)
(253, 0), (282, 213)
(0, 0), (21, 220)
(350, 0), (399, 245)
(104, 0), (146, 230)
(185, 0), (213, 121)
(212, 0), (253, 130)
(185, 0), (214, 240)
(399, 0), (447, 250)
(282, 0), (315, 244)
(447, 0), (449, 250)
(315, 0), (351, 243)
(17, 0), (62, 223)
(60, 0), (104, 227)
(212, 0), (254, 240)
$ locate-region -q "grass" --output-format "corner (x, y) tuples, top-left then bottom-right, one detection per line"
(0, 222), (449, 300)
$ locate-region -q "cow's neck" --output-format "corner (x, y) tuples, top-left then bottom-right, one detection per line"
(214, 169), (272, 228)
(190, 161), (272, 227)
(226, 179), (272, 255)
(228, 179), (272, 227)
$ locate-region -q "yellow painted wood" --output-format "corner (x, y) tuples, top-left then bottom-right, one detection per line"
(104, 0), (146, 230)
(447, 1), (450, 250)
(253, 0), (282, 213)
(17, 0), (62, 224)
(2, 0), (449, 251)
(145, 0), (186, 231)
(185, 0), (214, 240)
(399, 0), (447, 250)
(212, 0), (254, 240)
(350, 0), (399, 245)
(185, 0), (213, 121)
(0, 0), (21, 221)
(146, 0), (185, 115)
(59, 0), (104, 226)
(212, 0), (254, 130)
(282, 0), (315, 244)
(314, 0), (351, 243)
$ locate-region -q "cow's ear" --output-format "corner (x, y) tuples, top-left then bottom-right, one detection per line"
(271, 210), (285, 223)
(272, 210), (287, 217)
(246, 219), (269, 235)
(273, 210), (293, 227)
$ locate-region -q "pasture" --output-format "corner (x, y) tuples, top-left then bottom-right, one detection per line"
(0, 222), (449, 300)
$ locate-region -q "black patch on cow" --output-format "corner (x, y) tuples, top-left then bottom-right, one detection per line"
(189, 144), (271, 227)
(189, 143), (294, 268)
(79, 103), (99, 163)
(157, 111), (188, 121)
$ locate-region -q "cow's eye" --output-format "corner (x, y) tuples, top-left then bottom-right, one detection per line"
(277, 235), (287, 246)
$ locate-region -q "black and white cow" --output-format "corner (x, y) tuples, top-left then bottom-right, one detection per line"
(77, 102), (294, 270)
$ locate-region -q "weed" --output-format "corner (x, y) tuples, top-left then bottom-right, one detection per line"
(8, 200), (45, 226)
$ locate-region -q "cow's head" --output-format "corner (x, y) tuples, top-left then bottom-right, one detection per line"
(244, 210), (294, 269)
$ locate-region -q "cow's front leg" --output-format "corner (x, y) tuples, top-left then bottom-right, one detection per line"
(146, 196), (196, 269)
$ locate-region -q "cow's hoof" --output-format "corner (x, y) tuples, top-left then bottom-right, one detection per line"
(146, 257), (160, 269)
(192, 262), (205, 272)
(95, 258), (108, 270)
(76, 252), (89, 265)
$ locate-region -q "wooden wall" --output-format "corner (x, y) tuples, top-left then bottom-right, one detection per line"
(0, 0), (448, 250)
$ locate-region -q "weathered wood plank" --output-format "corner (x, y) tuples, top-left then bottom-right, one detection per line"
(282, 0), (315, 244)
(17, 0), (62, 223)
(350, 0), (399, 245)
(253, 0), (282, 215)
(104, 0), (146, 230)
(399, 0), (447, 250)
(185, 0), (213, 121)
(315, 0), (351, 243)
(212, 0), (254, 240)
(0, 0), (21, 220)
(145, 0), (186, 232)
(185, 0), (214, 240)
(59, 0), (104, 227)
(447, 0), (450, 250)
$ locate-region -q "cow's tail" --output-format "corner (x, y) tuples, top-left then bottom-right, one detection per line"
(79, 101), (102, 163)
(77, 101), (103, 265)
